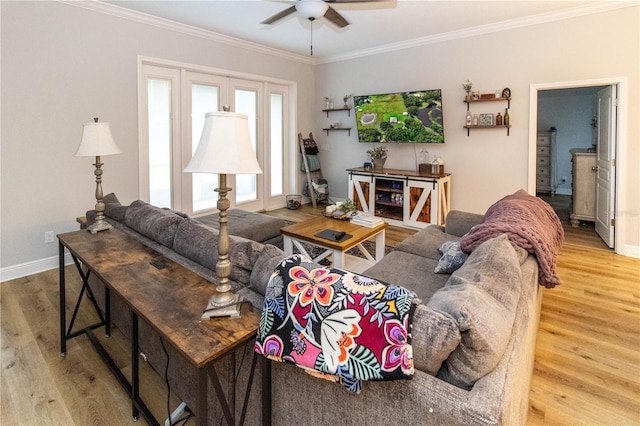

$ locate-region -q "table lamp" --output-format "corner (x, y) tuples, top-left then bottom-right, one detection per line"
(74, 118), (122, 234)
(184, 107), (262, 318)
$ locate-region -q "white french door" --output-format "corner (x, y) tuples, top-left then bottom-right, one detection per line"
(139, 61), (290, 215)
(184, 71), (226, 213)
(230, 79), (263, 212)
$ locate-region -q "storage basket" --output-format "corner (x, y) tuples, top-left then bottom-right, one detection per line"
(286, 194), (302, 210)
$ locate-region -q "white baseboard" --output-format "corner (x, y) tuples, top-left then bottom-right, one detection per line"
(0, 253), (74, 283)
(621, 244), (640, 259)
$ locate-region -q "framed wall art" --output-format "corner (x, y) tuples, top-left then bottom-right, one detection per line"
(479, 113), (494, 126)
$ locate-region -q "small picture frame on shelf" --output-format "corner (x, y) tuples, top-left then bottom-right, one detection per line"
(479, 113), (494, 126)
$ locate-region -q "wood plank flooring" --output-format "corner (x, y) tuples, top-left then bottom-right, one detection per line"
(2, 203), (639, 425)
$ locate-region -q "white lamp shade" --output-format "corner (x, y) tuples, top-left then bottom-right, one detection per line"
(296, 0), (329, 19)
(74, 122), (122, 157)
(184, 111), (263, 175)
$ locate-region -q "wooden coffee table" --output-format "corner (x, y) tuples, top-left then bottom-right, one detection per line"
(281, 216), (387, 273)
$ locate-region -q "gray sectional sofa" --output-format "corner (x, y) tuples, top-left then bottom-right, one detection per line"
(85, 194), (547, 425)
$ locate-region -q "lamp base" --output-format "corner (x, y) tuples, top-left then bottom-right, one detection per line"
(201, 293), (243, 319)
(87, 220), (113, 234)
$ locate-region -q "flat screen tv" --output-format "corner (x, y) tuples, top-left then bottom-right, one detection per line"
(354, 89), (444, 143)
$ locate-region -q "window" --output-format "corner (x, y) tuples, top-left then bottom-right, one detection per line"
(138, 61), (291, 215)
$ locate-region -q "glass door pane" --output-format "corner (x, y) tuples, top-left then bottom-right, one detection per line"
(191, 84), (219, 212)
(234, 89), (258, 204)
(148, 78), (172, 208)
(270, 93), (284, 196)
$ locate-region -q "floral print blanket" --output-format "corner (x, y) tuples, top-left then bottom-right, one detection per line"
(255, 255), (416, 393)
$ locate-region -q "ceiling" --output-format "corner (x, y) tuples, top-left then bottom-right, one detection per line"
(101, 1), (617, 61)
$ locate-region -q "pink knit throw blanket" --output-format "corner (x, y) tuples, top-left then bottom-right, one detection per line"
(460, 190), (564, 288)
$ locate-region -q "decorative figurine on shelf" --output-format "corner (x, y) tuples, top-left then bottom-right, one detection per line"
(343, 94), (352, 109)
(462, 80), (473, 101)
(324, 96), (334, 109)
(501, 87), (511, 99)
(418, 148), (431, 174)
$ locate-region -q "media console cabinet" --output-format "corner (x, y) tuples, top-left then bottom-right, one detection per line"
(347, 167), (451, 228)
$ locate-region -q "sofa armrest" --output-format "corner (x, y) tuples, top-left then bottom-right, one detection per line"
(444, 210), (484, 237)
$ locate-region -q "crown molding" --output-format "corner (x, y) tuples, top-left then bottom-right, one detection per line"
(58, 1), (635, 66)
(58, 0), (314, 65)
(315, 1), (638, 64)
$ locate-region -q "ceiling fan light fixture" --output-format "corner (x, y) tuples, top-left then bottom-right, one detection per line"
(295, 0), (329, 20)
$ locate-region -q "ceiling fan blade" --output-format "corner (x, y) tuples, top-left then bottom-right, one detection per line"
(327, 0), (385, 3)
(325, 6), (349, 28)
(261, 5), (296, 25)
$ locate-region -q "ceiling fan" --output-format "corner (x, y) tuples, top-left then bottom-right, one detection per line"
(261, 0), (383, 28)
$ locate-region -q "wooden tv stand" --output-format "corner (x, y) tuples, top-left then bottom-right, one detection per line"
(347, 167), (451, 228)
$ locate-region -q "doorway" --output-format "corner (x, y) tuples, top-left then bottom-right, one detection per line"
(528, 78), (627, 254)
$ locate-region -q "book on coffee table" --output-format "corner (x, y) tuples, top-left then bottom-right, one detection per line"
(350, 212), (385, 228)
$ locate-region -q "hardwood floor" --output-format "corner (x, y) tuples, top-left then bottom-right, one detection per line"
(1, 203), (638, 425)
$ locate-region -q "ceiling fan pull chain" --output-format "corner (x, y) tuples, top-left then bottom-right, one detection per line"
(310, 17), (314, 56)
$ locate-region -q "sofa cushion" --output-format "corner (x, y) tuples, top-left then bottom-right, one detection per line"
(393, 225), (460, 262)
(249, 244), (285, 295)
(429, 234), (522, 389)
(434, 240), (468, 274)
(173, 218), (264, 286)
(124, 200), (184, 248)
(195, 209), (286, 244)
(411, 304), (461, 376)
(444, 210), (484, 237)
(363, 251), (450, 302)
(103, 193), (128, 222)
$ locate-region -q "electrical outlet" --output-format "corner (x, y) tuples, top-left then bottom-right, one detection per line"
(44, 231), (54, 243)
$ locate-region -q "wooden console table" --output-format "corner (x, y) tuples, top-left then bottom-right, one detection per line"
(58, 228), (267, 426)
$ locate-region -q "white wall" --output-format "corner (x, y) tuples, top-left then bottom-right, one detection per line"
(1, 1), (315, 278)
(314, 6), (639, 254)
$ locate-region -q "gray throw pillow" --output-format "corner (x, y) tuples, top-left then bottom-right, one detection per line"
(411, 304), (461, 376)
(429, 234), (522, 389)
(434, 240), (468, 274)
(124, 200), (184, 248)
(173, 218), (263, 286)
(103, 193), (128, 221)
(249, 244), (285, 295)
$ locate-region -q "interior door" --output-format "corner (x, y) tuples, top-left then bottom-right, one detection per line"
(595, 86), (616, 248)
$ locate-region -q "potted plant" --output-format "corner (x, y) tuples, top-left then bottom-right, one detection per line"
(462, 80), (473, 101)
(367, 145), (388, 170)
(343, 94), (352, 109)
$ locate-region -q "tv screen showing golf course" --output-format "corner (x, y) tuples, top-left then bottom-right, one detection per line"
(354, 89), (444, 143)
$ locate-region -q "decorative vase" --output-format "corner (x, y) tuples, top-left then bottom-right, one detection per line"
(372, 158), (386, 170)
